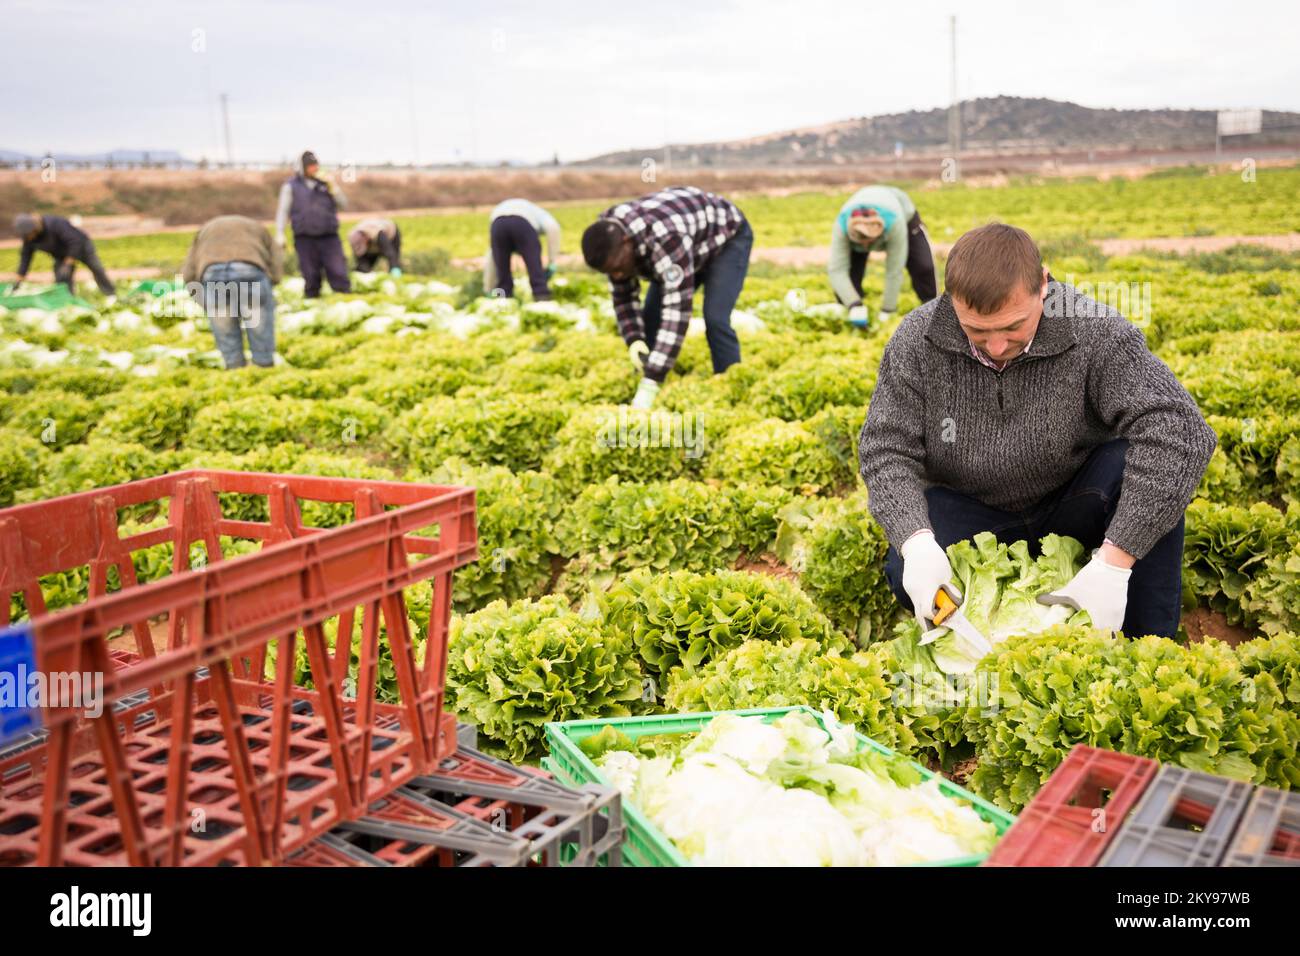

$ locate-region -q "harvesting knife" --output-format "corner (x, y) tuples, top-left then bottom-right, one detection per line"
(919, 583), (994, 657)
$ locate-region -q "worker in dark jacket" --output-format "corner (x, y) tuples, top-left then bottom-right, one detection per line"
(182, 215), (283, 369)
(348, 218), (402, 274)
(274, 150), (351, 297)
(859, 224), (1216, 640)
(11, 213), (116, 300)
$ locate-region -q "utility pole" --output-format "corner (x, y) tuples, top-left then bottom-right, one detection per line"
(947, 16), (960, 164)
(220, 93), (233, 167)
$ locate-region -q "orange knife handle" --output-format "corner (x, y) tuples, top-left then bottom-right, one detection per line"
(933, 587), (958, 625)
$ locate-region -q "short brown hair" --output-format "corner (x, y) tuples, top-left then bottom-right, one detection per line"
(944, 224), (1043, 314)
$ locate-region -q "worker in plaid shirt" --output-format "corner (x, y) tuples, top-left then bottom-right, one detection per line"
(581, 186), (754, 409)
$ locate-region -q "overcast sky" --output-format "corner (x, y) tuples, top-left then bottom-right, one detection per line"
(5, 0), (1298, 165)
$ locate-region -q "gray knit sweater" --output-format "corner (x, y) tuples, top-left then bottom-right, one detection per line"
(858, 282), (1217, 559)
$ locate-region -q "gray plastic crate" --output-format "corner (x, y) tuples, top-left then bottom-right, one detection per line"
(1098, 765), (1252, 867)
(408, 745), (624, 866)
(316, 744), (625, 867)
(456, 721), (478, 750)
(1222, 786), (1300, 867)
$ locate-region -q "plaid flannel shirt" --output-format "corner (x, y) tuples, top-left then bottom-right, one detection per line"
(602, 187), (745, 381)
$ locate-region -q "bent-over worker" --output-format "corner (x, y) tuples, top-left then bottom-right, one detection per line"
(581, 186), (752, 410)
(349, 218), (402, 275)
(484, 198), (560, 300)
(182, 214), (282, 369)
(829, 185), (936, 327)
(11, 213), (116, 300)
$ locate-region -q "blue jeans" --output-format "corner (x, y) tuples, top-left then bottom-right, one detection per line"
(641, 219), (751, 374)
(202, 262), (276, 368)
(883, 440), (1185, 638)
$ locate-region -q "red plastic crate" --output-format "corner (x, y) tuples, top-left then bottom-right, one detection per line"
(983, 745), (1159, 867)
(0, 469), (476, 866)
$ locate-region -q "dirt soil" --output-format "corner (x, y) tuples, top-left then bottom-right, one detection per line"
(732, 551), (800, 583)
(9, 232), (1298, 283)
(1181, 607), (1256, 647)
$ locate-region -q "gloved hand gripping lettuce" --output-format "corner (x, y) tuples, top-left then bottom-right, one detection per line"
(923, 532), (1091, 674)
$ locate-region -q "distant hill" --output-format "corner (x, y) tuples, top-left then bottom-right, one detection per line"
(575, 96), (1300, 167)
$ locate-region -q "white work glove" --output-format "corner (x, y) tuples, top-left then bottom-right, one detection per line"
(630, 377), (661, 410)
(628, 339), (649, 372)
(900, 530), (955, 632)
(878, 310), (896, 324)
(847, 304), (868, 326)
(1038, 552), (1131, 631)
(274, 233), (286, 248)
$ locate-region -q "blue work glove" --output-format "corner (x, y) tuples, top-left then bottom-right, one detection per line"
(390, 267), (402, 277)
(544, 264), (557, 279)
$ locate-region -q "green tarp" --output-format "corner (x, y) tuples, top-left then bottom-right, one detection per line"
(0, 282), (94, 312)
(126, 277), (184, 297)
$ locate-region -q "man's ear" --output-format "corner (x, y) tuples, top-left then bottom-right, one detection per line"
(1039, 265), (1050, 301)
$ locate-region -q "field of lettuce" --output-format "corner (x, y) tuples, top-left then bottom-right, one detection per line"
(2, 168), (1299, 821)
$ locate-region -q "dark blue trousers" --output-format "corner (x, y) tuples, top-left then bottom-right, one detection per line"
(641, 219), (751, 374)
(883, 440), (1186, 638)
(295, 234), (351, 297)
(489, 215), (550, 300)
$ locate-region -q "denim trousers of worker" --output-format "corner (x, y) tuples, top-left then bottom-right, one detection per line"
(882, 440), (1186, 638)
(640, 219), (752, 374)
(202, 262), (276, 369)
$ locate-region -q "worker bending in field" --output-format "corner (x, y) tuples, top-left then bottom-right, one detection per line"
(828, 185), (935, 327)
(581, 186), (752, 410)
(275, 150), (351, 297)
(349, 218), (402, 275)
(11, 213), (116, 302)
(859, 224), (1215, 639)
(182, 215), (282, 369)
(484, 198), (560, 300)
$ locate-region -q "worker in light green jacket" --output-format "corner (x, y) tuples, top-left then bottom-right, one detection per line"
(828, 186), (937, 327)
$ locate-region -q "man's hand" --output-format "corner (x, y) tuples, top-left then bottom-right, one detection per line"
(847, 304), (869, 327)
(1038, 551), (1132, 631)
(628, 339), (649, 372)
(275, 233), (286, 248)
(545, 263), (557, 279)
(390, 267), (402, 277)
(900, 530), (955, 631)
(877, 309), (896, 324)
(630, 377), (660, 410)
(8, 280), (22, 295)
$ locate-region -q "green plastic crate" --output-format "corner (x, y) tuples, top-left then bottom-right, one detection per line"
(544, 705), (1015, 867)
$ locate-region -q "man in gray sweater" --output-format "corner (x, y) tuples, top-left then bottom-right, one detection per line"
(859, 224), (1216, 639)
